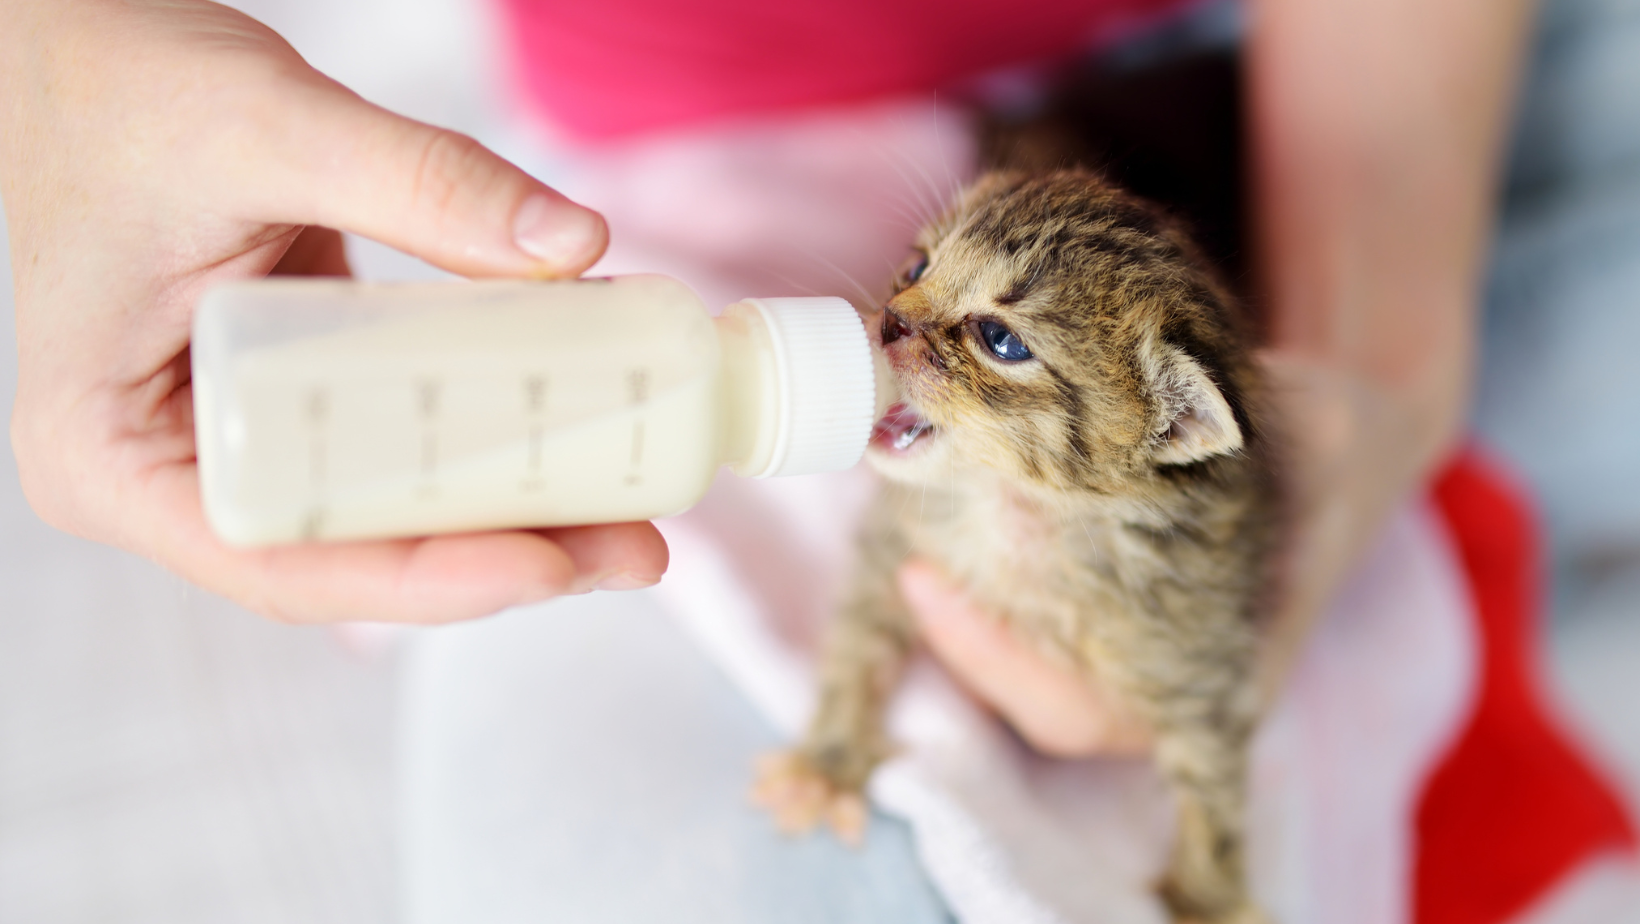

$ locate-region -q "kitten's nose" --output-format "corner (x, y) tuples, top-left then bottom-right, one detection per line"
(881, 308), (913, 346)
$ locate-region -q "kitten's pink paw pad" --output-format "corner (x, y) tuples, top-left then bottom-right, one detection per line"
(749, 751), (869, 846)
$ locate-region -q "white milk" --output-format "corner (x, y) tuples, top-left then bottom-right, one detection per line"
(192, 276), (878, 546)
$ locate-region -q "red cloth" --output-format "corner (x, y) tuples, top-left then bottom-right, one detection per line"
(1417, 449), (1636, 924)
(493, 0), (1185, 139)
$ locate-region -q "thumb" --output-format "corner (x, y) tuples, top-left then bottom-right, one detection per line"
(249, 81), (607, 279)
(898, 558), (1152, 757)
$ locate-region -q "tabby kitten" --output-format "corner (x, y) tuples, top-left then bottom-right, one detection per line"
(753, 170), (1277, 924)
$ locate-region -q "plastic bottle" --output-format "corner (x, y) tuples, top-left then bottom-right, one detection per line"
(191, 275), (881, 547)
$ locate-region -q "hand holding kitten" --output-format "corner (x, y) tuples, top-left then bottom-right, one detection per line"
(900, 558), (1153, 758)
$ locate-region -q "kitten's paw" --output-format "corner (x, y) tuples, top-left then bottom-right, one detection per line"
(749, 750), (870, 846)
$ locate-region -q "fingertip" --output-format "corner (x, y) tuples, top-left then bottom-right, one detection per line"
(513, 193), (609, 277)
(291, 104), (608, 278)
(538, 521), (669, 593)
(897, 557), (961, 625)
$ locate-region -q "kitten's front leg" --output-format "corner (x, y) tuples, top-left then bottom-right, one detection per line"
(751, 532), (913, 845)
(1151, 717), (1268, 924)
(1131, 629), (1268, 924)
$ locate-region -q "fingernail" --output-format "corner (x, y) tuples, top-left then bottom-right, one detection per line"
(595, 571), (661, 592)
(513, 194), (605, 272)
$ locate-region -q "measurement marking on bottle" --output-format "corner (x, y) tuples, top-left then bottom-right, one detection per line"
(300, 508), (326, 542)
(527, 423), (545, 472)
(520, 424), (547, 493)
(625, 369), (648, 486)
(415, 377), (441, 499)
(417, 379), (441, 418)
(306, 387), (330, 424)
(420, 433), (438, 477)
(305, 386), (329, 491)
(310, 442), (326, 490)
(624, 420), (645, 486)
(521, 374), (548, 493)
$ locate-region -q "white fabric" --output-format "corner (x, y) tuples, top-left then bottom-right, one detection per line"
(654, 470), (1477, 924)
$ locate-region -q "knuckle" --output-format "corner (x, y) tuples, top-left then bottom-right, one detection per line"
(406, 129), (493, 220)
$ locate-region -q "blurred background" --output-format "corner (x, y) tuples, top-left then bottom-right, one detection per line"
(3, 0), (1640, 921)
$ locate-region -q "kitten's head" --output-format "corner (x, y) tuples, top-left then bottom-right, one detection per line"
(866, 171), (1257, 498)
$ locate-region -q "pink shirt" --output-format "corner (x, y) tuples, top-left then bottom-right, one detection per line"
(494, 0), (1188, 140)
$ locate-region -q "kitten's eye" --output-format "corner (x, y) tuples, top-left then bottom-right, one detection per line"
(977, 320), (1033, 362)
(905, 254), (929, 284)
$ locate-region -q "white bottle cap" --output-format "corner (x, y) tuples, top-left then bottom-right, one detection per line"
(738, 296), (877, 479)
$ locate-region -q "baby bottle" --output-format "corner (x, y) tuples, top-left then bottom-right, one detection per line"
(191, 275), (880, 546)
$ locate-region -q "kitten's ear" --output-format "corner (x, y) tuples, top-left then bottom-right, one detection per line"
(1145, 347), (1242, 465)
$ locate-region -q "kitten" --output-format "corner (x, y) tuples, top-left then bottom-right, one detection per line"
(753, 170), (1277, 924)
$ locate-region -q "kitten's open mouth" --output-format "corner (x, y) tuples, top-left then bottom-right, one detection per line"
(871, 403), (937, 454)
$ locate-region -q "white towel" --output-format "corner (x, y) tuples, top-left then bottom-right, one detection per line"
(653, 469), (1475, 924)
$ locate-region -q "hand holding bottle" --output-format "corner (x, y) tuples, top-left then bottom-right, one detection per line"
(0, 0), (665, 623)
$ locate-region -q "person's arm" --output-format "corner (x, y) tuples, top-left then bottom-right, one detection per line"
(1248, 0), (1536, 691)
(904, 0), (1537, 749)
(0, 0), (667, 624)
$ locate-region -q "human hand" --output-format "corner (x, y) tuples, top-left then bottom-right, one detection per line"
(1251, 349), (1471, 698)
(897, 558), (1153, 757)
(1, 0), (667, 624)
